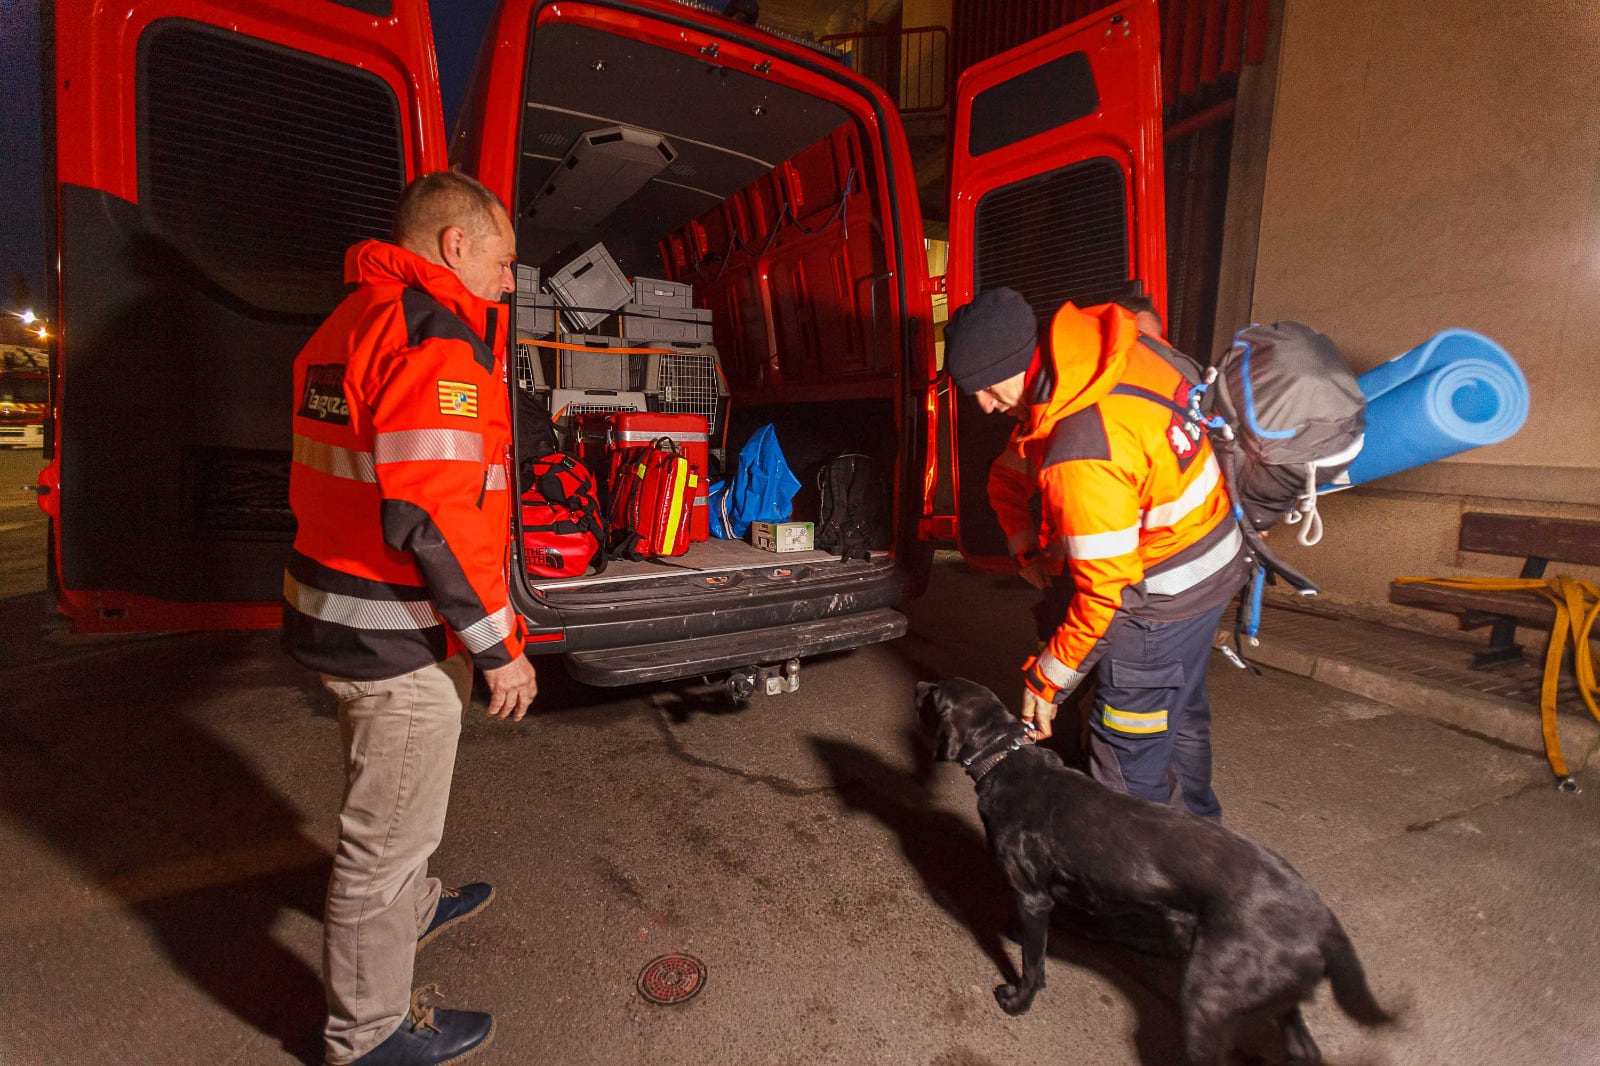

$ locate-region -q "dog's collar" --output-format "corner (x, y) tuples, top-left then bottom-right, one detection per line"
(961, 731), (1034, 785)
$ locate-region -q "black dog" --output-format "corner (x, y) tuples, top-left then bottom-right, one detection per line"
(917, 677), (1393, 1065)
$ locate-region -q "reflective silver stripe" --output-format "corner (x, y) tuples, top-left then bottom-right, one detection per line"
(614, 429), (709, 444)
(1144, 524), (1244, 596)
(1066, 524), (1141, 560)
(1034, 649), (1087, 691)
(484, 465), (508, 491)
(283, 572), (440, 630)
(458, 604), (515, 654)
(1102, 707), (1169, 735)
(373, 428), (483, 465)
(292, 435), (376, 483)
(1142, 456), (1220, 529)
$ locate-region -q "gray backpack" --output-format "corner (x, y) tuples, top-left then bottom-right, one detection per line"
(1208, 322), (1366, 540)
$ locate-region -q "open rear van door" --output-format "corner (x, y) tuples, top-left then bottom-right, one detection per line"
(939, 0), (1166, 569)
(44, 0), (447, 631)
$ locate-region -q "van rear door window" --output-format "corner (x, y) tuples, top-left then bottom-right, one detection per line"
(966, 51), (1098, 157)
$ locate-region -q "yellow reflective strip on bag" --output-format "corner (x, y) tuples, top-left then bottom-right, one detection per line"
(1395, 575), (1600, 782)
(1102, 705), (1168, 735)
(661, 459), (689, 555)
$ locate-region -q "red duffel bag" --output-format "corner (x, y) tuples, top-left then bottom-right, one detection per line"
(520, 453), (606, 579)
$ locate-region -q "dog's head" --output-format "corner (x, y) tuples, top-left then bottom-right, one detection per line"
(916, 677), (1023, 764)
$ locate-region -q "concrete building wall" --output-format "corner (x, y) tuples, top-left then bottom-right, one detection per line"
(1246, 0), (1600, 617)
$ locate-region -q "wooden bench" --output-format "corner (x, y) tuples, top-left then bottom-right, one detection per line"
(1390, 512), (1600, 668)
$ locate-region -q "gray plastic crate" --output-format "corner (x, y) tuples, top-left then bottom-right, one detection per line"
(548, 243), (632, 332)
(632, 276), (694, 310)
(515, 264), (540, 295)
(622, 306), (713, 344)
(515, 299), (558, 338)
(619, 303), (658, 341)
(631, 318), (711, 344)
(558, 336), (631, 391)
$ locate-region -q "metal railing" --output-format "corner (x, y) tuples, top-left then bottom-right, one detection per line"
(820, 26), (952, 114)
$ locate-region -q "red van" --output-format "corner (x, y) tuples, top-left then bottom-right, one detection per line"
(0, 351), (47, 449)
(40, 0), (1165, 687)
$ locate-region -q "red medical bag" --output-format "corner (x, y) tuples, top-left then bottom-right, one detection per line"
(607, 438), (700, 560)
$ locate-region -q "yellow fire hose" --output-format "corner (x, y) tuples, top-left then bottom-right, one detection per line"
(1394, 576), (1600, 788)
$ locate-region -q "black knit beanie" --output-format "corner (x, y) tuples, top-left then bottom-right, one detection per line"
(943, 288), (1038, 394)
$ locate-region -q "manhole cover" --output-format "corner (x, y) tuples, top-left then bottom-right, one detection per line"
(637, 953), (706, 1005)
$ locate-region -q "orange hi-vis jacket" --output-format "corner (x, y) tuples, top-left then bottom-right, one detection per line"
(991, 303), (1247, 704)
(282, 240), (527, 680)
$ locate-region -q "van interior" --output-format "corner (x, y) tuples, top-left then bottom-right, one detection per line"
(508, 20), (907, 588)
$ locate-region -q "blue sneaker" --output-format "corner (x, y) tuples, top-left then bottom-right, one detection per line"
(340, 985), (493, 1066)
(417, 883), (495, 950)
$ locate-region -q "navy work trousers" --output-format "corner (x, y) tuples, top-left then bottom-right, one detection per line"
(1084, 604), (1228, 820)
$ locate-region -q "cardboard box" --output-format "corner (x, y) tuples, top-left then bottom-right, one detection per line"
(751, 521), (814, 553)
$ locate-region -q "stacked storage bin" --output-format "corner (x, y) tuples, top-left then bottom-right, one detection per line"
(513, 265), (558, 338)
(544, 245), (647, 443)
(622, 276), (714, 344)
(550, 332), (649, 443)
(548, 243), (633, 332)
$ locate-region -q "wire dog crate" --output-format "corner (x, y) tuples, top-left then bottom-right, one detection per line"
(652, 347), (729, 439)
(514, 342), (547, 393)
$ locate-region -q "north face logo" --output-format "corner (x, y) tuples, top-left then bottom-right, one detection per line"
(1167, 416), (1202, 470)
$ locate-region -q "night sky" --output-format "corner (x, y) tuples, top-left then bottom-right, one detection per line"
(0, 0), (499, 309)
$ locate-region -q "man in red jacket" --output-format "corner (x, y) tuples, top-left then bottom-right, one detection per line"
(284, 170), (535, 1066)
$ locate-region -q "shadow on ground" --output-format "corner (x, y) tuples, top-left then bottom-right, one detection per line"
(0, 628), (331, 1060)
(809, 734), (1188, 1066)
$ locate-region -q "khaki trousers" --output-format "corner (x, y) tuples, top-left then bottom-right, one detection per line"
(320, 654), (473, 1064)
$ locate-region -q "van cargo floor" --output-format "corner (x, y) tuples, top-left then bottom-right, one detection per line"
(533, 537), (874, 589)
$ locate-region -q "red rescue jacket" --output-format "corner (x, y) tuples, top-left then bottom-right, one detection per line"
(282, 241), (527, 680)
(991, 303), (1247, 703)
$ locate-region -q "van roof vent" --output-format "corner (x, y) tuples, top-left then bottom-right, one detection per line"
(529, 126), (677, 234)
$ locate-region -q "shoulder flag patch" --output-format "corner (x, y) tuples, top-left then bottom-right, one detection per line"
(438, 381), (479, 418)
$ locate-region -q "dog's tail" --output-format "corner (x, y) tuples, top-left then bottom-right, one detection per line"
(1323, 920), (1393, 1027)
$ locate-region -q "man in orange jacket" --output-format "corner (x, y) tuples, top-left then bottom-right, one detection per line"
(945, 288), (1248, 820)
(284, 171), (536, 1066)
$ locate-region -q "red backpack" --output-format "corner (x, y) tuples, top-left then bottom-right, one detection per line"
(606, 438), (700, 560)
(520, 453), (607, 579)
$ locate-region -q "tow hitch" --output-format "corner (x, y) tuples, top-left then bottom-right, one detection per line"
(725, 659), (801, 703)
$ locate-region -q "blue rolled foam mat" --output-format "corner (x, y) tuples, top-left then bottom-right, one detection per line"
(1340, 329), (1529, 487)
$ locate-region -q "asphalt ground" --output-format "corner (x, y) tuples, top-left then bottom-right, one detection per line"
(0, 447), (47, 602)
(1, 452), (1596, 1064)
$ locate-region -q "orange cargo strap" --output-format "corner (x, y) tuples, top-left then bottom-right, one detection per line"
(1393, 575), (1600, 787)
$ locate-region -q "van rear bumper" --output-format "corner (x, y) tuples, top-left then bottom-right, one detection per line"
(562, 606), (907, 686)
